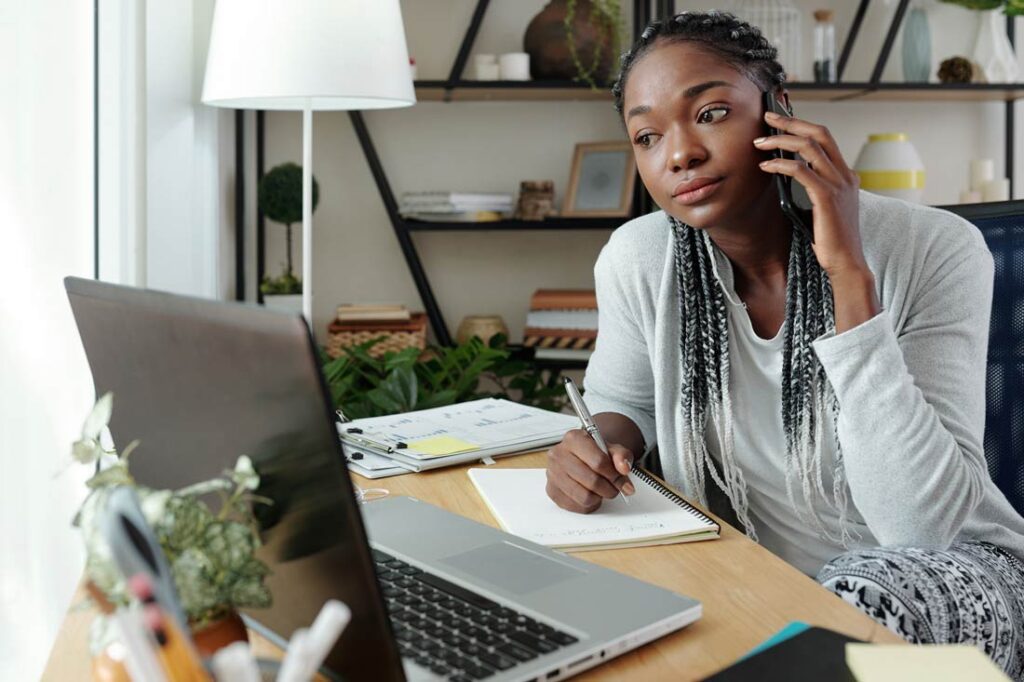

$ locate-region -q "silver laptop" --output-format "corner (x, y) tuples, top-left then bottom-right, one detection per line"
(65, 277), (701, 681)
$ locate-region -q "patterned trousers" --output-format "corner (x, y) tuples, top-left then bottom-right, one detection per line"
(817, 542), (1024, 680)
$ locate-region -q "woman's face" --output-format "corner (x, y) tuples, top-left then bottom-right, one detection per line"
(622, 40), (776, 231)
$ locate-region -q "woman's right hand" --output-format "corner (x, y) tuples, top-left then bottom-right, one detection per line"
(545, 429), (636, 513)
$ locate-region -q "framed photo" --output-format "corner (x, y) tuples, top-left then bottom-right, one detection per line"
(562, 142), (636, 218)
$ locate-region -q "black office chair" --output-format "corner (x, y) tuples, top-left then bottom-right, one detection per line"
(944, 200), (1024, 514)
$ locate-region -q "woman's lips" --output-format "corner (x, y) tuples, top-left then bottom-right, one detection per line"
(671, 178), (724, 206)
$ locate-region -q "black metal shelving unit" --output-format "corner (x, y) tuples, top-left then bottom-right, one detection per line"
(250, 0), (1020, 351)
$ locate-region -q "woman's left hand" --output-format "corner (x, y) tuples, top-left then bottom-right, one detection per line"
(754, 110), (866, 278)
(754, 110), (880, 333)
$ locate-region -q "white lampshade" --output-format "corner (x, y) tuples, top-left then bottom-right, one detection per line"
(201, 0), (416, 111)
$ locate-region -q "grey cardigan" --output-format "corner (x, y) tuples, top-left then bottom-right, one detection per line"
(583, 190), (1024, 569)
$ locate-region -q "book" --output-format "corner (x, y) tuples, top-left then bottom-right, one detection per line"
(336, 304), (411, 322)
(401, 191), (514, 205)
(337, 399), (579, 476)
(337, 303), (406, 312)
(402, 211), (505, 223)
(467, 467), (720, 551)
(845, 644), (1009, 682)
(533, 348), (593, 361)
(327, 312), (426, 333)
(522, 328), (597, 350)
(529, 289), (597, 311)
(525, 310), (599, 330)
(399, 192), (514, 215)
(400, 204), (512, 214)
(704, 626), (861, 681)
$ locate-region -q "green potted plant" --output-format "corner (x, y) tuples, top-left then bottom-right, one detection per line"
(321, 334), (569, 418)
(259, 162), (320, 312)
(71, 393), (272, 666)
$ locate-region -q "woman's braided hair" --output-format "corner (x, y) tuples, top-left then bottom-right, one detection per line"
(613, 11), (852, 543)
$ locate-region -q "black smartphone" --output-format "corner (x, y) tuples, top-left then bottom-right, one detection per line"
(762, 91), (815, 243)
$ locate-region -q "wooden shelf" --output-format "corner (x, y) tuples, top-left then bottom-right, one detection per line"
(403, 216), (624, 231)
(840, 83), (1024, 102)
(414, 80), (1024, 103)
(415, 80), (612, 102)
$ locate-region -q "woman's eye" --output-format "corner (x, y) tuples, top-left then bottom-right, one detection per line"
(634, 132), (658, 148)
(698, 106), (730, 124)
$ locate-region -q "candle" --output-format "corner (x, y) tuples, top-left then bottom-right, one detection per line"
(982, 178), (1009, 202)
(970, 158), (994, 192)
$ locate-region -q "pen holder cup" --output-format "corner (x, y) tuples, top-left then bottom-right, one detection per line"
(90, 611), (250, 682)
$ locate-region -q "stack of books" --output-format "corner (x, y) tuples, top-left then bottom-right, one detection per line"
(336, 303), (411, 322)
(523, 289), (598, 361)
(399, 191), (514, 222)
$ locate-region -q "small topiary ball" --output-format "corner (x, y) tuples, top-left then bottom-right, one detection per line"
(258, 162), (320, 225)
(937, 56), (974, 84)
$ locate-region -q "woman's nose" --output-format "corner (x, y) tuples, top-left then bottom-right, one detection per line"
(667, 135), (706, 173)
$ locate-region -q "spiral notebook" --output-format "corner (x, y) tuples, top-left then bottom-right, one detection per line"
(468, 468), (720, 552)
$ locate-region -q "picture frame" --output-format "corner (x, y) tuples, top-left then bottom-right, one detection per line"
(561, 142), (636, 218)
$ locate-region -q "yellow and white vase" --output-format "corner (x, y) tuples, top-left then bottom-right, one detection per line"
(853, 133), (925, 203)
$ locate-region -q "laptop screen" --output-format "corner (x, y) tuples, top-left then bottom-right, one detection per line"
(65, 277), (405, 681)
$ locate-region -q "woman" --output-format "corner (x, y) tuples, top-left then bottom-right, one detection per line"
(544, 11), (1024, 676)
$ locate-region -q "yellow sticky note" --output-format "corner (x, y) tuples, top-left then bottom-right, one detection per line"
(408, 435), (478, 457)
(846, 643), (1009, 682)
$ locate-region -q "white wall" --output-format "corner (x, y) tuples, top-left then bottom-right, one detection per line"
(260, 0), (1023, 342)
(0, 1), (94, 679)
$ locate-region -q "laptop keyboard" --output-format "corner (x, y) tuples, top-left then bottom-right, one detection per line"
(373, 549), (580, 681)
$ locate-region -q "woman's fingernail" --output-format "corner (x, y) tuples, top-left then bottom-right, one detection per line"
(765, 111), (779, 119)
(753, 136), (767, 145)
(623, 481), (635, 495)
(760, 160), (771, 168)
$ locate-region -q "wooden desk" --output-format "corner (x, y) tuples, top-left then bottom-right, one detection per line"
(43, 451), (901, 681)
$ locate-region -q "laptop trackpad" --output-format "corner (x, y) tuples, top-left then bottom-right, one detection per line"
(440, 542), (584, 595)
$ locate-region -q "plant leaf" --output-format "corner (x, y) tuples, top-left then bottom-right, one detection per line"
(82, 392), (114, 440)
(366, 388), (403, 414)
(71, 437), (103, 465)
(86, 463), (134, 489)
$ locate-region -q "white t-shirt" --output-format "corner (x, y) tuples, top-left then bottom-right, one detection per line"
(703, 259), (876, 576)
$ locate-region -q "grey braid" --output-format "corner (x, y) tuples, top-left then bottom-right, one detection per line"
(671, 217), (851, 543)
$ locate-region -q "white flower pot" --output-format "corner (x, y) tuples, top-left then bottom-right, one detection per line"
(853, 133), (925, 204)
(262, 294), (303, 315)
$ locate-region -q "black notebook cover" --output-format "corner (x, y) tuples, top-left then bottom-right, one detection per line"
(702, 626), (862, 681)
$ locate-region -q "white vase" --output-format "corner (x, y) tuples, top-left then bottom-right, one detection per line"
(853, 133), (925, 204)
(262, 294), (303, 315)
(973, 9), (1019, 84)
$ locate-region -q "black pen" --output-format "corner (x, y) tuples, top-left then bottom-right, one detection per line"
(563, 377), (630, 505)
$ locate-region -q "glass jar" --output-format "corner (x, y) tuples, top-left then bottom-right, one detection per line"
(813, 9), (836, 83)
(731, 0), (803, 81)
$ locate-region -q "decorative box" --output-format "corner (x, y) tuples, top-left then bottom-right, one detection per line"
(326, 312), (428, 359)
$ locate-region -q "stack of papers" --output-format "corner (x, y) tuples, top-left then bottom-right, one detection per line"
(339, 398), (578, 479)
